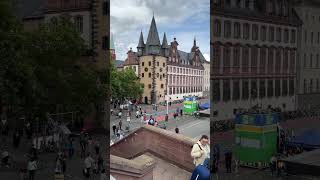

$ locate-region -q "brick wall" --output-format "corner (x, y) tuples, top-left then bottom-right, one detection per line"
(110, 126), (196, 172)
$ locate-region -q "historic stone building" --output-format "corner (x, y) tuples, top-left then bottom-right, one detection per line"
(294, 0), (320, 114)
(136, 16), (206, 104)
(20, 0), (109, 69)
(211, 0), (301, 121)
(203, 60), (211, 98)
(122, 48), (139, 76)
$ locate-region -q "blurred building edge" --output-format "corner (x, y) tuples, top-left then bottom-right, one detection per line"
(110, 125), (196, 179)
(294, 0), (320, 115)
(211, 0), (302, 121)
(15, 0), (110, 129)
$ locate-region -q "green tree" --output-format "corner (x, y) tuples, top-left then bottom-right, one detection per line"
(111, 63), (143, 102)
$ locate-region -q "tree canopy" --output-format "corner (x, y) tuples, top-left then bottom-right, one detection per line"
(110, 63), (143, 102)
(0, 0), (108, 120)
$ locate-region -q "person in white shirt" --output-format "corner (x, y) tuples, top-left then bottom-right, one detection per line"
(27, 158), (37, 180)
(191, 135), (210, 166)
(84, 153), (94, 178)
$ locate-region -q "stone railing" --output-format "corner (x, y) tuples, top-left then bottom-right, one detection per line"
(110, 125), (197, 173)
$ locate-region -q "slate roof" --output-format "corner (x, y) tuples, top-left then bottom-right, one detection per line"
(115, 60), (125, 68)
(137, 31), (145, 48)
(161, 33), (169, 49)
(146, 16), (161, 47)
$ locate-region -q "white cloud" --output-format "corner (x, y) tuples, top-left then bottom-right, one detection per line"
(203, 54), (210, 62)
(111, 0), (209, 61)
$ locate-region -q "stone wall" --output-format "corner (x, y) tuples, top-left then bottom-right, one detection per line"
(110, 125), (196, 172)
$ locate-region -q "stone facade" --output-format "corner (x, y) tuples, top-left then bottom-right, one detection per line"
(110, 125), (196, 177)
(294, 0), (320, 113)
(203, 60), (210, 98)
(211, 0), (301, 121)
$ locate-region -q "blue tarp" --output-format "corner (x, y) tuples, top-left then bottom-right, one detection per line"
(199, 102), (210, 109)
(288, 129), (320, 149)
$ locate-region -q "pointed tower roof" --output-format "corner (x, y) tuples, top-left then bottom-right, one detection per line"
(146, 15), (161, 46)
(161, 32), (169, 48)
(110, 33), (115, 50)
(137, 31), (145, 48)
(193, 36), (197, 47)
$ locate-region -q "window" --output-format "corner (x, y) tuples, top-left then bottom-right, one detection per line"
(163, 63), (165, 67)
(251, 79), (258, 99)
(310, 54), (313, 68)
(305, 30), (307, 43)
(268, 48), (274, 74)
(283, 50), (288, 73)
(234, 22), (241, 39)
(269, 26), (274, 42)
(157, 62), (159, 66)
(103, 1), (109, 15)
(142, 62), (144, 66)
(275, 79), (281, 97)
(148, 84), (151, 89)
(304, 53), (307, 68)
(310, 79), (314, 93)
(223, 46), (231, 74)
(251, 47), (258, 74)
(242, 47), (249, 73)
(102, 36), (108, 50)
(291, 30), (296, 43)
(233, 46), (240, 74)
(260, 48), (266, 74)
(267, 80), (273, 97)
(75, 16), (83, 33)
(290, 50), (296, 73)
(304, 79), (307, 93)
(223, 80), (230, 101)
(282, 79), (288, 96)
(317, 79), (319, 92)
(243, 23), (250, 40)
(261, 26), (267, 41)
(161, 84), (164, 88)
(141, 73), (144, 77)
(317, 54), (319, 68)
(275, 49), (281, 74)
(276, 27), (282, 42)
(289, 78), (294, 96)
(245, 0), (250, 8)
(242, 80), (249, 100)
(252, 24), (258, 40)
(224, 21), (231, 38)
(213, 80), (220, 101)
(149, 73), (151, 78)
(259, 80), (266, 98)
(311, 32), (314, 44)
(233, 80), (240, 100)
(318, 32), (320, 44)
(157, 73), (159, 78)
(284, 29), (289, 43)
(149, 61), (151, 66)
(213, 44), (221, 74)
(214, 20), (221, 37)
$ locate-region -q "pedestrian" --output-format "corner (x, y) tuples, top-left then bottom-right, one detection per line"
(155, 104), (158, 111)
(119, 120), (122, 130)
(100, 169), (107, 180)
(84, 153), (94, 179)
(225, 151), (232, 173)
(175, 126), (179, 134)
(62, 154), (67, 174)
(136, 110), (140, 118)
(118, 111), (122, 119)
(112, 124), (117, 135)
(94, 140), (100, 155)
(191, 135), (210, 166)
(270, 154), (277, 176)
(165, 114), (168, 122)
(180, 109), (183, 116)
(173, 113), (176, 120)
(80, 135), (86, 159)
(27, 158), (37, 180)
(117, 128), (121, 138)
(13, 128), (21, 148)
(97, 154), (104, 173)
(234, 158), (239, 174)
(68, 138), (74, 159)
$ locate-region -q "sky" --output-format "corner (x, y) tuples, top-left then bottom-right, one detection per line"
(111, 0), (210, 61)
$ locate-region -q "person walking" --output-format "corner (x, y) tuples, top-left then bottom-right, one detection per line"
(68, 138), (74, 159)
(270, 154), (277, 176)
(191, 135), (210, 166)
(165, 114), (168, 122)
(225, 151), (232, 173)
(94, 140), (100, 155)
(13, 129), (21, 149)
(84, 153), (94, 179)
(97, 154), (104, 174)
(175, 126), (179, 134)
(180, 109), (183, 116)
(80, 136), (86, 159)
(27, 158), (37, 180)
(112, 124), (117, 135)
(119, 120), (122, 130)
(136, 110), (140, 118)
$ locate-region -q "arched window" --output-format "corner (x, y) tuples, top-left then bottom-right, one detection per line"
(268, 48), (274, 74)
(251, 47), (258, 74)
(242, 46), (249, 73)
(214, 20), (221, 37)
(213, 44), (221, 74)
